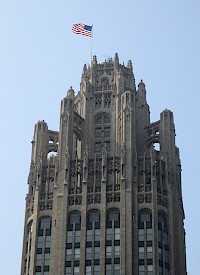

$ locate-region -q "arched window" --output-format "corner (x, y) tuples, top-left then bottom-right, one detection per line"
(35, 217), (52, 275)
(138, 210), (153, 275)
(95, 114), (111, 155)
(66, 212), (81, 275)
(107, 209), (120, 226)
(68, 212), (81, 226)
(158, 212), (169, 275)
(85, 211), (101, 275)
(105, 209), (120, 275)
(87, 211), (100, 227)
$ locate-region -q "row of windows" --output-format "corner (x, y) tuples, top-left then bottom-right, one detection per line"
(138, 211), (169, 275)
(66, 264), (120, 275)
(66, 208), (120, 275)
(68, 209), (120, 227)
(35, 218), (52, 275)
(33, 210), (168, 274)
(158, 213), (169, 274)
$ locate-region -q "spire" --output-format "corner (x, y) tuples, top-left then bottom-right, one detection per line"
(92, 55), (97, 66)
(82, 64), (87, 76)
(114, 53), (119, 65)
(137, 80), (147, 105)
(67, 86), (75, 99)
(138, 79), (146, 91)
(127, 60), (133, 71)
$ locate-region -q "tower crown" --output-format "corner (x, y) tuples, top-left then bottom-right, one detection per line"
(21, 55), (186, 275)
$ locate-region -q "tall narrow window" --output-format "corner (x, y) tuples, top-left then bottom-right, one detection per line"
(158, 213), (169, 275)
(24, 221), (33, 275)
(138, 210), (153, 275)
(66, 212), (81, 275)
(85, 211), (101, 275)
(95, 115), (111, 155)
(106, 209), (120, 275)
(35, 217), (52, 275)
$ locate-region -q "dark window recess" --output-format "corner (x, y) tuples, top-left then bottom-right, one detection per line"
(164, 245), (169, 251)
(139, 259), (145, 265)
(87, 223), (92, 230)
(94, 241), (100, 247)
(138, 222), (144, 229)
(164, 225), (168, 233)
(159, 260), (163, 267)
(105, 258), (112, 264)
(66, 243), (72, 249)
(106, 240), (112, 246)
(138, 241), (144, 247)
(114, 258), (120, 264)
(45, 248), (50, 253)
(147, 241), (152, 247)
(165, 262), (169, 269)
(106, 221), (112, 228)
(74, 260), (80, 266)
(35, 266), (41, 272)
(66, 261), (72, 267)
(146, 222), (152, 229)
(147, 259), (153, 265)
(44, 265), (49, 271)
(114, 221), (120, 228)
(94, 259), (100, 265)
(67, 224), (73, 231)
(86, 242), (92, 247)
(46, 229), (51, 236)
(74, 242), (80, 248)
(75, 224), (81, 230)
(114, 240), (120, 246)
(95, 222), (100, 229)
(158, 223), (162, 230)
(36, 248), (42, 254)
(38, 229), (43, 236)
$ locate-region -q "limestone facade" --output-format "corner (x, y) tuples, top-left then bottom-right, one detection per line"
(21, 54), (187, 275)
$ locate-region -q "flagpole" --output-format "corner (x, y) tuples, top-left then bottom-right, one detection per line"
(90, 24), (93, 66)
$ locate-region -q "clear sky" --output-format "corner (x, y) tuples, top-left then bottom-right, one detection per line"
(0, 0), (199, 274)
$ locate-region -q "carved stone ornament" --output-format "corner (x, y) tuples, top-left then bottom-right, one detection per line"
(62, 111), (69, 126)
(83, 145), (89, 162)
(65, 147), (70, 169)
(125, 107), (130, 120)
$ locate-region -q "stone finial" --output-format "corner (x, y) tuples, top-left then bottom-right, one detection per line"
(127, 60), (133, 71)
(139, 79), (145, 85)
(93, 55), (97, 65)
(67, 86), (75, 98)
(114, 53), (119, 64)
(82, 64), (87, 75)
(138, 80), (146, 89)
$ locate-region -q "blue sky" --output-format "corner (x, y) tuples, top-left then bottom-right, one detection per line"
(0, 0), (199, 274)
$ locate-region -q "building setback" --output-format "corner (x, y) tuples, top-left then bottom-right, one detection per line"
(21, 54), (187, 275)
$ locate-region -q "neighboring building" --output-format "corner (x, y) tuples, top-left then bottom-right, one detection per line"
(21, 54), (187, 275)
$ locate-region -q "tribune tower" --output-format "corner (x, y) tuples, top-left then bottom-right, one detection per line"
(21, 54), (187, 275)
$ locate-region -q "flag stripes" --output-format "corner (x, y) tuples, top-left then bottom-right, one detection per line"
(72, 23), (92, 37)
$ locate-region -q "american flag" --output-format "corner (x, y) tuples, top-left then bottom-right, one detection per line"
(72, 23), (92, 37)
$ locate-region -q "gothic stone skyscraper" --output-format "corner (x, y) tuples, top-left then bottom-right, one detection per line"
(21, 54), (187, 275)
